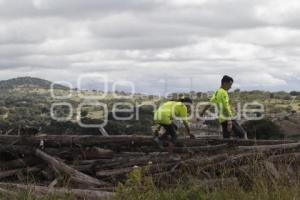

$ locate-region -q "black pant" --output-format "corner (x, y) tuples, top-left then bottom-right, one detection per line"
(221, 120), (246, 139)
(159, 123), (177, 144)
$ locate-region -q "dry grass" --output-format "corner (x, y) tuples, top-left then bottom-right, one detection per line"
(114, 161), (300, 200)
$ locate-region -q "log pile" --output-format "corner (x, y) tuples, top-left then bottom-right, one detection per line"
(0, 134), (299, 199)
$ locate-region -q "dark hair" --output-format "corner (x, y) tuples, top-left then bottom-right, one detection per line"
(221, 75), (234, 85)
(179, 97), (192, 104)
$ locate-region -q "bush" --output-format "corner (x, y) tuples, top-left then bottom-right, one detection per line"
(242, 119), (284, 139)
(115, 167), (157, 200)
(290, 91), (300, 96)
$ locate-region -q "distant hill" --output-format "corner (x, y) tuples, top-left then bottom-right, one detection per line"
(0, 77), (69, 90)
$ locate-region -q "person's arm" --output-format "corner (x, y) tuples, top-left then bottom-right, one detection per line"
(223, 98), (233, 119)
(177, 105), (195, 139)
(183, 120), (190, 135)
(222, 93), (234, 133)
(183, 120), (195, 139)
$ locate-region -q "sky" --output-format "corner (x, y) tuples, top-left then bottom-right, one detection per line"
(0, 0), (300, 94)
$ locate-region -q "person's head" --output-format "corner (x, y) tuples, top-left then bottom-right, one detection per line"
(179, 97), (193, 113)
(221, 75), (234, 91)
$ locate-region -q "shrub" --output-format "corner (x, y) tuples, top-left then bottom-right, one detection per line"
(242, 119), (284, 139)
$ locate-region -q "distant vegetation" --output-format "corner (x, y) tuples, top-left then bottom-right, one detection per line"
(0, 77), (299, 138)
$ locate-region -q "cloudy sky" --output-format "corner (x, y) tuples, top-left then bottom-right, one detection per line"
(1, 0), (300, 94)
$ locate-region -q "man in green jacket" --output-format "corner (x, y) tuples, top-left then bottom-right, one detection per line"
(154, 97), (195, 151)
(200, 75), (247, 139)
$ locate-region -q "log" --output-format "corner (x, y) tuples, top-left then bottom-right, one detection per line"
(198, 152), (266, 174)
(72, 164), (94, 174)
(70, 152), (167, 167)
(71, 154), (175, 174)
(0, 156), (41, 172)
(44, 147), (83, 161)
(114, 152), (147, 157)
(0, 167), (40, 180)
(238, 142), (300, 153)
(0, 135), (157, 148)
(0, 135), (296, 148)
(223, 139), (298, 146)
(96, 163), (176, 178)
(184, 153), (229, 168)
(35, 149), (108, 188)
(92, 154), (176, 171)
(0, 134), (298, 191)
(82, 147), (114, 159)
(44, 147), (114, 161)
(0, 145), (33, 156)
(0, 183), (113, 200)
(0, 169), (20, 179)
(174, 144), (229, 153)
(96, 167), (133, 177)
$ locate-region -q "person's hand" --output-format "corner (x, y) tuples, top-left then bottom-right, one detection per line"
(227, 121), (233, 133)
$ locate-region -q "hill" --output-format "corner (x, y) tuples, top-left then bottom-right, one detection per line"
(0, 77), (69, 90)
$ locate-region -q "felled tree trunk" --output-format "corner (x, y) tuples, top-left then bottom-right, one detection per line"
(0, 183), (113, 200)
(35, 149), (109, 188)
(0, 135), (296, 148)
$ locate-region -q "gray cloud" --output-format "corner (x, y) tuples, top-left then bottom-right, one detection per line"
(0, 0), (159, 19)
(0, 0), (300, 93)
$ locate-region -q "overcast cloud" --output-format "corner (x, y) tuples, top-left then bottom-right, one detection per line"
(0, 0), (300, 94)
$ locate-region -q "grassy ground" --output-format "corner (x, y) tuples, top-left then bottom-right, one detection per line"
(1, 165), (300, 200)
(114, 166), (300, 200)
(0, 192), (74, 200)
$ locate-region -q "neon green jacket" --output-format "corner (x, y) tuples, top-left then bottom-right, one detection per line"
(154, 101), (188, 125)
(210, 88), (234, 123)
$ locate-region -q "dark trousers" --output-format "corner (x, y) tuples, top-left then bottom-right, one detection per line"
(221, 120), (247, 139)
(158, 123), (177, 144)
